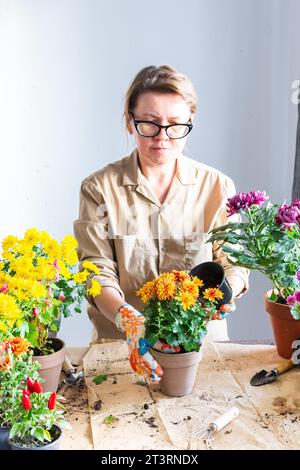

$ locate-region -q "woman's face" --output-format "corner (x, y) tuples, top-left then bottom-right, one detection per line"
(128, 91), (192, 167)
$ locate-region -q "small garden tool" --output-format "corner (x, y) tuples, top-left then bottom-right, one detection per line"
(62, 355), (84, 385)
(250, 336), (300, 386)
(189, 407), (239, 448)
(250, 358), (295, 386)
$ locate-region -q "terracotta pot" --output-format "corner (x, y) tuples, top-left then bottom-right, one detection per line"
(265, 291), (300, 358)
(33, 338), (65, 392)
(150, 347), (202, 397)
(0, 426), (11, 450)
(9, 424), (62, 450)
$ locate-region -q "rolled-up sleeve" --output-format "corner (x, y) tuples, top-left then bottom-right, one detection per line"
(212, 176), (249, 298)
(73, 181), (125, 301)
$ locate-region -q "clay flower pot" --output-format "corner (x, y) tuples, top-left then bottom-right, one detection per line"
(9, 424), (62, 451)
(150, 347), (203, 397)
(33, 338), (66, 392)
(265, 290), (300, 358)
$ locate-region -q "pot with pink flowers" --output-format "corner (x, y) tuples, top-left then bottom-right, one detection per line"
(209, 191), (300, 358)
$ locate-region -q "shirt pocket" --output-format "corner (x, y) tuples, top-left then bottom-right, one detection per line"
(184, 234), (212, 271)
(114, 235), (156, 273)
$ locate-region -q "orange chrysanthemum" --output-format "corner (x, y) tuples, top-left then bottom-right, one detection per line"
(155, 273), (177, 301)
(180, 280), (199, 299)
(176, 291), (196, 310)
(0, 354), (12, 371)
(172, 270), (190, 283)
(4, 336), (30, 356)
(136, 280), (156, 304)
(203, 288), (223, 302)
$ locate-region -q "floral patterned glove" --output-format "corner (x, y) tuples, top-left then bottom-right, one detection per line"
(211, 299), (236, 320)
(116, 304), (180, 382)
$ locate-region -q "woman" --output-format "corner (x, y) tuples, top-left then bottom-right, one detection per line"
(74, 65), (249, 381)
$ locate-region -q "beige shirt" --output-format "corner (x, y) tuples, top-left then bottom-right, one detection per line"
(74, 149), (249, 311)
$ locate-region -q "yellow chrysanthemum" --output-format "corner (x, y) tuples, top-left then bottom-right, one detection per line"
(191, 276), (204, 288)
(203, 288), (224, 302)
(0, 293), (22, 320)
(2, 235), (19, 253)
(0, 320), (8, 332)
(73, 270), (89, 284)
(82, 261), (100, 275)
(1, 250), (14, 261)
(56, 259), (72, 280)
(0, 261), (4, 271)
(155, 273), (177, 301)
(43, 239), (61, 261)
(87, 279), (101, 297)
(24, 227), (43, 245)
(176, 291), (196, 310)
(30, 281), (47, 299)
(136, 280), (156, 304)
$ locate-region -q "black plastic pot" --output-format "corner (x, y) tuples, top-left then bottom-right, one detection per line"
(0, 426), (11, 450)
(9, 425), (62, 451)
(190, 261), (233, 307)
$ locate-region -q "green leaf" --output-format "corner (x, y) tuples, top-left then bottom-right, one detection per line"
(93, 374), (108, 385)
(104, 415), (119, 426)
(9, 422), (23, 439)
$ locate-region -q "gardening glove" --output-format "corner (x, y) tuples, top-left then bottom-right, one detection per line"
(211, 299), (236, 320)
(115, 304), (180, 382)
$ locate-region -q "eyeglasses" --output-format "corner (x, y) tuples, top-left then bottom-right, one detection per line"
(130, 113), (193, 139)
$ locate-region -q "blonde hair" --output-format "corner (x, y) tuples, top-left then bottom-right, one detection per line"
(124, 65), (198, 127)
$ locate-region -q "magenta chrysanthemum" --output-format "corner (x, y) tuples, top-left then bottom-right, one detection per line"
(275, 203), (300, 228)
(226, 191), (268, 217)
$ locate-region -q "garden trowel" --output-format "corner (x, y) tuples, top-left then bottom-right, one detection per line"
(250, 358), (295, 386)
(62, 355), (84, 386)
(250, 336), (300, 386)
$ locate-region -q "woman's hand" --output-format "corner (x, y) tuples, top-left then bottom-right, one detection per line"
(211, 299), (236, 320)
(115, 304), (164, 382)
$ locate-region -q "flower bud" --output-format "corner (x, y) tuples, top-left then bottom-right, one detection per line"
(59, 293), (65, 302)
(32, 307), (40, 317)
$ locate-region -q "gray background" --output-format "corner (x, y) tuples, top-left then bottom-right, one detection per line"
(0, 0), (299, 346)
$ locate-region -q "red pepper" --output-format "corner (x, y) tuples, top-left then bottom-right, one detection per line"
(26, 377), (35, 393)
(22, 394), (31, 410)
(32, 380), (43, 393)
(48, 392), (56, 410)
(23, 388), (31, 396)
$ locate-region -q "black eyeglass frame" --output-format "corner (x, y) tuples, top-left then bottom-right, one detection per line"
(130, 112), (193, 139)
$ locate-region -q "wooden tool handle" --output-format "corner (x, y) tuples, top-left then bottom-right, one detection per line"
(275, 359), (294, 374)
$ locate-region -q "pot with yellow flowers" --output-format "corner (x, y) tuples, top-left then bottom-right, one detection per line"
(136, 271), (223, 397)
(0, 228), (101, 391)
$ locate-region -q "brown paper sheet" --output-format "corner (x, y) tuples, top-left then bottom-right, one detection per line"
(73, 341), (300, 450)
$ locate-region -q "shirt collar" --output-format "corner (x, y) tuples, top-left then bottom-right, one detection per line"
(122, 148), (197, 186)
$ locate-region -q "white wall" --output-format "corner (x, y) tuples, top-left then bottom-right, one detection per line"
(0, 0), (299, 346)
